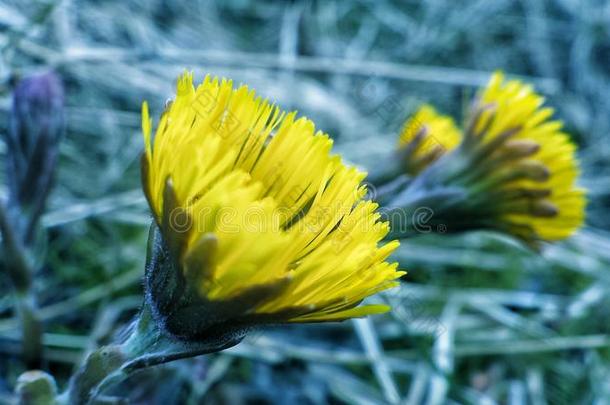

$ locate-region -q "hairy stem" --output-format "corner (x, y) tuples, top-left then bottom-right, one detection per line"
(64, 303), (240, 404)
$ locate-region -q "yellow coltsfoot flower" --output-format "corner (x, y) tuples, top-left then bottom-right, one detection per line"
(397, 104), (462, 175)
(141, 72), (403, 341)
(468, 72), (586, 242)
(387, 72), (586, 246)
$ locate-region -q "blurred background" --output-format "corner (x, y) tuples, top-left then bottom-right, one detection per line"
(1, 0), (610, 403)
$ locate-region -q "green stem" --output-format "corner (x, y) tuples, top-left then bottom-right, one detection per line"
(64, 303), (240, 404)
(374, 176), (412, 206)
(16, 293), (43, 368)
(63, 344), (127, 405)
(366, 149), (408, 190)
(0, 201), (43, 367)
(382, 184), (463, 239)
(63, 309), (154, 404)
(0, 201), (32, 292)
(122, 340), (236, 373)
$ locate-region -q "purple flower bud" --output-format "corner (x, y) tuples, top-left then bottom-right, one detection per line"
(5, 72), (65, 241)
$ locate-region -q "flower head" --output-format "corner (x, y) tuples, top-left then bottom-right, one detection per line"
(390, 72), (586, 246)
(466, 72), (586, 241)
(141, 73), (403, 340)
(397, 104), (461, 175)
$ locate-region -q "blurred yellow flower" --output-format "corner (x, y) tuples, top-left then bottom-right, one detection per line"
(471, 72), (586, 241)
(397, 104), (461, 175)
(141, 72), (403, 325)
(387, 72), (585, 246)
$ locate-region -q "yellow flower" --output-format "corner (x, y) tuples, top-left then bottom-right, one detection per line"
(140, 72), (403, 331)
(397, 104), (461, 175)
(471, 72), (586, 241)
(387, 72), (585, 246)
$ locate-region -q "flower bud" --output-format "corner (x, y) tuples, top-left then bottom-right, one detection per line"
(5, 72), (64, 241)
(16, 370), (57, 405)
(67, 345), (125, 405)
(397, 105), (462, 175)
